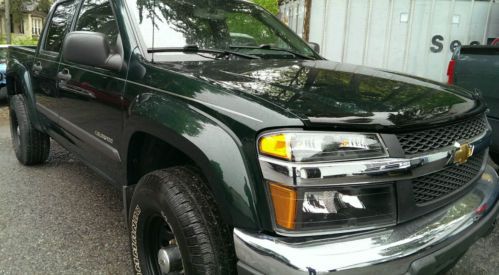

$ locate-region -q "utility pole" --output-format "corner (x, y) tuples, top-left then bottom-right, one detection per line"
(5, 0), (11, 44)
(303, 0), (312, 42)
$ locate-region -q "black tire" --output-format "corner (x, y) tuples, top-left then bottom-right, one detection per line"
(129, 166), (236, 275)
(9, 94), (50, 165)
(0, 86), (7, 101)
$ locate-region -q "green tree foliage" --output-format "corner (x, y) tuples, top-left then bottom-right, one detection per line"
(226, 13), (279, 46)
(0, 35), (38, 45)
(10, 0), (24, 23)
(37, 0), (53, 13)
(135, 0), (284, 49)
(253, 0), (279, 15)
(10, 0), (52, 23)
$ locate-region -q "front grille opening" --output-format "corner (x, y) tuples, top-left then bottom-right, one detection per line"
(397, 115), (487, 155)
(412, 151), (485, 204)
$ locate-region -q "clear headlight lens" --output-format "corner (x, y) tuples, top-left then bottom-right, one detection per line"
(259, 132), (387, 162)
(261, 131), (393, 234)
(269, 182), (396, 232)
(297, 185), (396, 231)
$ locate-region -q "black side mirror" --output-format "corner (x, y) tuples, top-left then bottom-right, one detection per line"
(308, 42), (320, 54)
(62, 31), (122, 71)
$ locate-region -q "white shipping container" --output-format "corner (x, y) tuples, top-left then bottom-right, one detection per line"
(279, 0), (498, 82)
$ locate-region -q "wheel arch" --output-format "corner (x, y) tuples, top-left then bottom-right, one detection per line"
(122, 104), (261, 230)
(6, 59), (41, 128)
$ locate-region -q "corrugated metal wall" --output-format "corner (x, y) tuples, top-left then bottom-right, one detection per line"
(280, 0), (497, 82)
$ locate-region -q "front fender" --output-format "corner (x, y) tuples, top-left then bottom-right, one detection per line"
(123, 93), (261, 229)
(6, 59), (42, 128)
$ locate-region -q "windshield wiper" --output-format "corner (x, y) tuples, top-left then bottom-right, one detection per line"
(147, 45), (260, 59)
(230, 44), (315, 60)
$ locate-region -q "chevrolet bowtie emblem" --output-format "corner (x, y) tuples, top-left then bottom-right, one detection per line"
(453, 142), (474, 165)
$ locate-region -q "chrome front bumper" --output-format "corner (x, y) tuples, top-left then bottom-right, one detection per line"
(234, 165), (499, 275)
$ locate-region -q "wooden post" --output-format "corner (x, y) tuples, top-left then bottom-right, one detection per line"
(5, 0), (11, 44)
(303, 0), (312, 41)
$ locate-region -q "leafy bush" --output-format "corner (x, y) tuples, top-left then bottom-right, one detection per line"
(253, 0), (279, 15)
(12, 36), (38, 46)
(0, 35), (38, 46)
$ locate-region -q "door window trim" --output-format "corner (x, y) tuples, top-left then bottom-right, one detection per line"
(39, 0), (78, 56)
(65, 0), (124, 74)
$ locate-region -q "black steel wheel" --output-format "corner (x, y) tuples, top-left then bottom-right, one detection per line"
(143, 214), (183, 274)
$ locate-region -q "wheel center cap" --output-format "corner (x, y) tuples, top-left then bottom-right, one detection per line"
(157, 246), (182, 274)
(157, 248), (171, 274)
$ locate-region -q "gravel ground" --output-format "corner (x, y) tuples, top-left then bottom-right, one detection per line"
(0, 102), (132, 274)
(0, 101), (498, 274)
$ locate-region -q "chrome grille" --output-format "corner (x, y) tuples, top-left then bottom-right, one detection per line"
(397, 115), (487, 155)
(412, 152), (485, 204)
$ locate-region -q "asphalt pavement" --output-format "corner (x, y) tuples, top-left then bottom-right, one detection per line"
(0, 102), (498, 274)
(0, 102), (132, 274)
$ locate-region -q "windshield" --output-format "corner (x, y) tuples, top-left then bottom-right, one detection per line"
(128, 0), (317, 60)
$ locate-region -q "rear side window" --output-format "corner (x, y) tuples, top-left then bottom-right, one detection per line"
(44, 0), (76, 52)
(76, 0), (119, 49)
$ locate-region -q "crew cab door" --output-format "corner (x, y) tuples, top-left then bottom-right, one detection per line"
(54, 0), (126, 180)
(32, 0), (77, 124)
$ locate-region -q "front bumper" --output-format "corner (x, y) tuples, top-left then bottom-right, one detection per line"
(234, 165), (499, 275)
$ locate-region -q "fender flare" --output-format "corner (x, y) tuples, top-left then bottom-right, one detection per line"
(121, 94), (261, 229)
(6, 59), (42, 129)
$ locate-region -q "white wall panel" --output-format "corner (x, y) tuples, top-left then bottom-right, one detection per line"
(324, 0), (349, 61)
(308, 0), (326, 44)
(364, 0), (390, 68)
(405, 0), (432, 77)
(343, 0), (369, 65)
(470, 1), (493, 43)
(425, 0), (453, 81)
(385, 0), (411, 73)
(487, 5), (499, 38)
(281, 0), (496, 82)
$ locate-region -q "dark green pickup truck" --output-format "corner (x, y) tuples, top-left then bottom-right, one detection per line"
(6, 0), (499, 274)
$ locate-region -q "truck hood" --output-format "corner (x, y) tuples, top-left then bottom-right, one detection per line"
(160, 59), (484, 131)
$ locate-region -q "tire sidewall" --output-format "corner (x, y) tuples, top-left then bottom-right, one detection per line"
(9, 95), (26, 161)
(8, 94), (49, 165)
(129, 174), (192, 275)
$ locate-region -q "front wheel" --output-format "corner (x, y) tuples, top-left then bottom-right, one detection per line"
(128, 167), (236, 274)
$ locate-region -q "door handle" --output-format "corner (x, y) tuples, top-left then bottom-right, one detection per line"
(57, 68), (72, 82)
(32, 61), (42, 74)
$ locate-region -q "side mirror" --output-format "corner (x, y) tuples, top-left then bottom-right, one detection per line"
(308, 42), (320, 54)
(62, 31), (122, 71)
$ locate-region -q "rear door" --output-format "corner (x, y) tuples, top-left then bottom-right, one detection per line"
(33, 0), (77, 123)
(54, 0), (126, 180)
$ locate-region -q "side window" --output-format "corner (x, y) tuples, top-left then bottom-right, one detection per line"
(44, 1), (76, 52)
(76, 0), (119, 49)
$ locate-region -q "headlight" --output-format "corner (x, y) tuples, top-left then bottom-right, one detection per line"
(259, 131), (395, 235)
(258, 132), (387, 162)
(268, 182), (396, 233)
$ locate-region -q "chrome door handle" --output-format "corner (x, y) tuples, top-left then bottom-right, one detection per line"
(57, 68), (72, 82)
(32, 61), (42, 74)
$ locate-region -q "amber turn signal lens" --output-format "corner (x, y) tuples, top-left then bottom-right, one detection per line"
(269, 182), (297, 230)
(259, 134), (290, 160)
